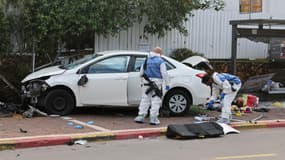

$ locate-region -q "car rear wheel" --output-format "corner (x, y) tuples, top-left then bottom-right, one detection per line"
(44, 89), (75, 115)
(163, 89), (191, 116)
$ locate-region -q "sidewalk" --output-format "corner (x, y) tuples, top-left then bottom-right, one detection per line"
(0, 102), (285, 151)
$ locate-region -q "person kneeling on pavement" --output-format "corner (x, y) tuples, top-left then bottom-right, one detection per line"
(201, 72), (241, 124)
(134, 47), (169, 125)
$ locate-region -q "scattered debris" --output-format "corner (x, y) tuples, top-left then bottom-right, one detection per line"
(49, 114), (60, 118)
(193, 114), (217, 123)
(217, 122), (240, 134)
(74, 140), (87, 145)
(254, 107), (270, 112)
(231, 114), (264, 123)
(22, 105), (48, 118)
(67, 122), (74, 126)
(19, 128), (28, 133)
(62, 116), (73, 120)
(74, 125), (84, 129)
(240, 73), (275, 92)
(262, 80), (285, 94)
(250, 114), (264, 122)
(0, 101), (20, 118)
(86, 121), (94, 125)
(166, 122), (224, 139)
(272, 101), (283, 108)
(138, 135), (144, 139)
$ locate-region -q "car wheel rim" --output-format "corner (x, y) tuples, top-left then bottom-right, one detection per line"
(168, 94), (187, 113)
(52, 97), (66, 111)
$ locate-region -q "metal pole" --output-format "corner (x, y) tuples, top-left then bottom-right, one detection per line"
(32, 38), (35, 72)
(231, 25), (238, 75)
(249, 0), (252, 19)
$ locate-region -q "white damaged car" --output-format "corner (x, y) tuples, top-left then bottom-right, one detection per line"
(21, 51), (210, 116)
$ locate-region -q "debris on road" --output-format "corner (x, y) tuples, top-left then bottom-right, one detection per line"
(86, 121), (94, 125)
(0, 101), (21, 118)
(74, 140), (88, 145)
(67, 122), (74, 126)
(166, 122), (224, 139)
(22, 105), (48, 118)
(231, 114), (264, 123)
(74, 125), (84, 129)
(19, 128), (28, 133)
(22, 105), (60, 118)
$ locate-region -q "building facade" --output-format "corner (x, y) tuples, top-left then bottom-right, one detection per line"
(94, 0), (285, 59)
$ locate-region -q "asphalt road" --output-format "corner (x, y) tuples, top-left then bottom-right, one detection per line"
(1, 128), (284, 160)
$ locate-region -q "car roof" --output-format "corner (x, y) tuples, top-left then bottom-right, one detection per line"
(96, 50), (149, 56)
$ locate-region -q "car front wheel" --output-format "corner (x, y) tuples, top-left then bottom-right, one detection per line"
(44, 89), (75, 115)
(163, 89), (191, 116)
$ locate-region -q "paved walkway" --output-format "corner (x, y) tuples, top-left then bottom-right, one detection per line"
(0, 102), (285, 151)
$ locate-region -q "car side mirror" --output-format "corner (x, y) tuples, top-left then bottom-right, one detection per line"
(78, 75), (88, 86)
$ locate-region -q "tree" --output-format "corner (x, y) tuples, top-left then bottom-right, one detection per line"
(1, 0), (225, 55)
(138, 0), (224, 37)
(0, 1), (10, 54)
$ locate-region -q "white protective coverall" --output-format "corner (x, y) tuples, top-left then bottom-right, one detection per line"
(137, 51), (168, 119)
(210, 72), (242, 121)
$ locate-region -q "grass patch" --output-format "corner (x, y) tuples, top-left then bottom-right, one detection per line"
(188, 105), (206, 116)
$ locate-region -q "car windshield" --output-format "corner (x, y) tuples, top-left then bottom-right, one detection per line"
(59, 54), (102, 70)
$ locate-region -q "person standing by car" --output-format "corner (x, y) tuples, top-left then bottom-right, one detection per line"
(201, 71), (241, 124)
(134, 46), (169, 125)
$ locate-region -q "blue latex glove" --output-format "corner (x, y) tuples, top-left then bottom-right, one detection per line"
(165, 85), (170, 91)
(220, 93), (225, 101)
(206, 100), (215, 110)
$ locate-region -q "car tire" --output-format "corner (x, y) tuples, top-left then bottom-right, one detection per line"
(163, 89), (191, 116)
(44, 89), (75, 115)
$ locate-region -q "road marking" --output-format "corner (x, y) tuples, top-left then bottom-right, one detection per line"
(215, 153), (277, 159)
(61, 117), (111, 132)
(69, 119), (111, 132)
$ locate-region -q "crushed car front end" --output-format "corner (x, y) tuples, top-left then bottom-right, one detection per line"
(21, 77), (50, 106)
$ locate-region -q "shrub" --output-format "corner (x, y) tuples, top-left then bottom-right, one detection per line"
(169, 48), (203, 62)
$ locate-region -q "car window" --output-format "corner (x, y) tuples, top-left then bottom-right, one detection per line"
(134, 57), (146, 72)
(60, 54), (102, 70)
(87, 56), (130, 74)
(132, 56), (175, 72)
(164, 59), (175, 70)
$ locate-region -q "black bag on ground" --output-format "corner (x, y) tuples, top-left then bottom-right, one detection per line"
(166, 122), (224, 139)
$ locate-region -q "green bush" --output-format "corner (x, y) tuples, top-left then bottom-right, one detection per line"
(189, 105), (206, 116)
(169, 48), (203, 62)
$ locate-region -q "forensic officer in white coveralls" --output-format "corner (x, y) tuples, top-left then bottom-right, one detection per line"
(202, 72), (241, 124)
(134, 46), (169, 125)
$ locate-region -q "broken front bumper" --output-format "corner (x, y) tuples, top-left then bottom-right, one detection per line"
(21, 80), (50, 104)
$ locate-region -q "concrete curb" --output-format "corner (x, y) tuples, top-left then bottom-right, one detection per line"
(0, 120), (284, 151)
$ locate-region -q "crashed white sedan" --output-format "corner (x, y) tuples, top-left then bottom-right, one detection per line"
(21, 51), (210, 116)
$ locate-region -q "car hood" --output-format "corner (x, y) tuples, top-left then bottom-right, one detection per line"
(182, 56), (209, 67)
(21, 65), (66, 83)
